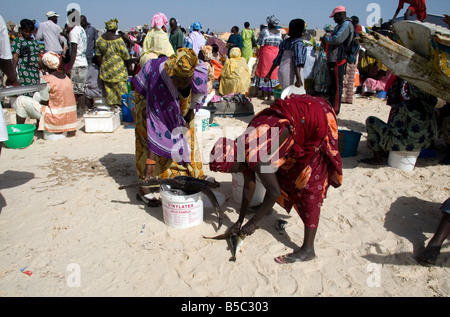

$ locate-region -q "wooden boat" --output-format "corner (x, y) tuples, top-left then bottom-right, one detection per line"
(356, 21), (450, 102)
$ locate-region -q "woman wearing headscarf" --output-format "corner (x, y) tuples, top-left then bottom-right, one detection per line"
(254, 16), (283, 101)
(13, 51), (78, 134)
(219, 47), (251, 96)
(186, 22), (206, 55)
(95, 19), (131, 107)
(265, 19), (307, 91)
(209, 94), (343, 263)
(140, 13), (175, 67)
(132, 48), (209, 206)
(11, 19), (41, 96)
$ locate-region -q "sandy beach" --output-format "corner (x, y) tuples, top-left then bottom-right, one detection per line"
(0, 94), (449, 297)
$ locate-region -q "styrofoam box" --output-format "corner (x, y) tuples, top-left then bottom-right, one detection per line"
(84, 111), (121, 133)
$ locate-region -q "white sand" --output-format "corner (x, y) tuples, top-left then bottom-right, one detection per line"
(0, 95), (449, 297)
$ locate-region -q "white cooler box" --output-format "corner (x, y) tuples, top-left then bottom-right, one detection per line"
(84, 111), (121, 133)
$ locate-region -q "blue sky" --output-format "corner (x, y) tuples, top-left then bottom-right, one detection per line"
(1, 0), (449, 32)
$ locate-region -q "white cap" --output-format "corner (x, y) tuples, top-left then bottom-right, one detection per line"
(46, 11), (60, 18)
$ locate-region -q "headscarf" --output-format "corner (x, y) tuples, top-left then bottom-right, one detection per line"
(229, 47), (242, 59)
(288, 19), (306, 39)
(105, 18), (119, 31)
(151, 12), (168, 29)
(200, 45), (213, 61)
(165, 48), (199, 78)
(191, 22), (202, 31)
(266, 15), (280, 27)
(42, 51), (60, 70)
(209, 137), (237, 173)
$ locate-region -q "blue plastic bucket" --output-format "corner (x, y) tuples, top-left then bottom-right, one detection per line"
(377, 90), (387, 99)
(338, 130), (362, 158)
(121, 94), (134, 123)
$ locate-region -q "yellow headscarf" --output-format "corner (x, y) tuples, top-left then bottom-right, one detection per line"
(105, 18), (119, 31)
(165, 48), (198, 78)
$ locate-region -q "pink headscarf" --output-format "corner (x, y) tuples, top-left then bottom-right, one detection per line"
(151, 12), (168, 29)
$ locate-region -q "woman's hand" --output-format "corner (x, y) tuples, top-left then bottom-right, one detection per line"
(226, 221), (242, 235)
(240, 220), (258, 236)
(264, 74), (271, 83)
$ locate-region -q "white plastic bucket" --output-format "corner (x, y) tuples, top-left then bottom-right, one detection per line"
(388, 151), (420, 172)
(44, 131), (67, 141)
(160, 187), (204, 229)
(232, 173), (266, 207)
(195, 109), (210, 133)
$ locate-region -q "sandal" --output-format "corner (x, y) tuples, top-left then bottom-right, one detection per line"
(136, 193), (162, 208)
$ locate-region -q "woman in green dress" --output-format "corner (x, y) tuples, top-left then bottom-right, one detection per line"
(241, 22), (256, 63)
(11, 19), (41, 95)
(95, 18), (131, 107)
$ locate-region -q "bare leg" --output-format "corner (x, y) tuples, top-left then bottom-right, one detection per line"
(275, 227), (317, 264)
(417, 213), (450, 265)
(16, 115), (26, 125)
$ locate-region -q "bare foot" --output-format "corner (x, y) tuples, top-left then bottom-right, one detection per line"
(274, 249), (316, 264)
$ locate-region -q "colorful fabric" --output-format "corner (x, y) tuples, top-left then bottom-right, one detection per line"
(219, 47), (251, 96)
(96, 36), (130, 105)
(151, 13), (168, 29)
(105, 19), (119, 31)
(209, 137), (237, 173)
(165, 48), (198, 78)
(255, 45), (280, 91)
(132, 55), (208, 161)
(241, 28), (256, 62)
(398, 0), (427, 21)
(210, 95), (343, 228)
(366, 80), (438, 152)
(191, 22), (202, 31)
(201, 46), (215, 94)
(140, 28), (175, 67)
(206, 36), (228, 56)
(272, 38), (307, 68)
(187, 31), (206, 55)
(11, 37), (40, 92)
(40, 74), (78, 133)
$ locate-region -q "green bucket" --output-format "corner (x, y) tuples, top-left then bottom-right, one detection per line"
(273, 89), (282, 100)
(4, 124), (36, 149)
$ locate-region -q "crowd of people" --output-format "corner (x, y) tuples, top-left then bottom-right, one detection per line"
(0, 0), (449, 266)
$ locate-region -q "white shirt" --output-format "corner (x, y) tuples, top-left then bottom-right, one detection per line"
(36, 20), (65, 54)
(69, 26), (88, 68)
(0, 15), (11, 142)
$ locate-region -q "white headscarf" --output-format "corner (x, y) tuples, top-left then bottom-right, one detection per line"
(42, 51), (60, 70)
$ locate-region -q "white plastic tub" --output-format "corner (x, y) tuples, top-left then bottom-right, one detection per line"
(388, 151), (420, 172)
(160, 186), (204, 229)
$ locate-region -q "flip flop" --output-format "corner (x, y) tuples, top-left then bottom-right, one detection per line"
(136, 193), (161, 208)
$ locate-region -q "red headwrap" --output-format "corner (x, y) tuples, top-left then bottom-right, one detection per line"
(209, 137), (237, 173)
